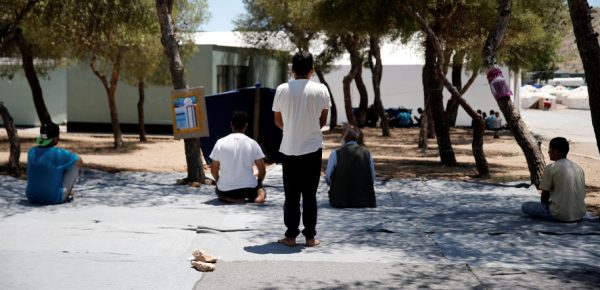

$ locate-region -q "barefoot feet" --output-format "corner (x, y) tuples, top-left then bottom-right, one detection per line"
(277, 237), (297, 247)
(305, 238), (321, 247)
(254, 187), (266, 203)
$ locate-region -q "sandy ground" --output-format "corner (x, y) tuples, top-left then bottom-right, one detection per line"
(1, 126), (599, 215)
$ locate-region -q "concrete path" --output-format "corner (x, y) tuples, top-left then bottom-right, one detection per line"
(1, 165), (599, 289)
(521, 108), (598, 159)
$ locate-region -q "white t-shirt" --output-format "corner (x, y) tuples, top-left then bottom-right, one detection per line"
(272, 79), (331, 156)
(540, 158), (586, 221)
(209, 133), (265, 191)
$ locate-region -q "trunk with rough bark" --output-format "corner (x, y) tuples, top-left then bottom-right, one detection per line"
(424, 37), (456, 165)
(483, 0), (545, 186)
(315, 69), (338, 130)
(368, 36), (390, 137)
(137, 78), (147, 142)
(418, 93), (430, 150)
(90, 55), (123, 148)
(354, 65), (369, 128)
(446, 51), (464, 127)
(0, 102), (21, 176)
(568, 0), (600, 156)
(156, 0), (205, 183)
(341, 34), (362, 126)
(16, 32), (52, 125)
(402, 0), (488, 176)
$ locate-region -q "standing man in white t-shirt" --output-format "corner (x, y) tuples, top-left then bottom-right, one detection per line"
(522, 137), (586, 222)
(273, 51), (331, 247)
(210, 111), (267, 203)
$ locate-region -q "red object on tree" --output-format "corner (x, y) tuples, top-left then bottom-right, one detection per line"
(486, 67), (513, 101)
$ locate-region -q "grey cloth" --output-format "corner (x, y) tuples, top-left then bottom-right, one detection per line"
(62, 165), (80, 200)
(329, 143), (376, 208)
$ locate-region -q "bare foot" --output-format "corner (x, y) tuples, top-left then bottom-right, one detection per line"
(254, 188), (266, 203)
(277, 237), (296, 247)
(305, 238), (321, 247)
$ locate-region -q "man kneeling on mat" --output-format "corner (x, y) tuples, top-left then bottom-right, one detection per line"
(209, 111), (266, 203)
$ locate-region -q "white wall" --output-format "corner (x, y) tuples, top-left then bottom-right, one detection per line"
(320, 64), (508, 127)
(0, 69), (67, 126)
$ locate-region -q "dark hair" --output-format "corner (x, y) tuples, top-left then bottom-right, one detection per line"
(292, 51), (314, 78)
(231, 111), (248, 130)
(549, 137), (569, 157)
(489, 110), (495, 115)
(342, 124), (364, 145)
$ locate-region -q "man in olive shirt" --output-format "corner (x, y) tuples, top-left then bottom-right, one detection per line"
(522, 137), (586, 222)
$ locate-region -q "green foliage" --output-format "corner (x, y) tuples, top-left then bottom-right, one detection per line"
(499, 0), (568, 72)
(0, 0), (71, 79)
(120, 0), (209, 87)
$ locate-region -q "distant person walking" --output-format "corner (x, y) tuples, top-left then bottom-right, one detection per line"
(273, 51), (331, 247)
(26, 123), (83, 205)
(209, 111), (266, 204)
(522, 137), (586, 222)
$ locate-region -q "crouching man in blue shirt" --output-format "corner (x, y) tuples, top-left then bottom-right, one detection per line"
(26, 123), (84, 205)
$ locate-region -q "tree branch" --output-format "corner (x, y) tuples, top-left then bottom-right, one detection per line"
(90, 55), (110, 92)
(482, 0), (512, 68)
(0, 0), (37, 50)
(460, 70), (478, 95)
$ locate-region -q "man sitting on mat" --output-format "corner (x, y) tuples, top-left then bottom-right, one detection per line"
(26, 122), (83, 205)
(209, 111), (266, 203)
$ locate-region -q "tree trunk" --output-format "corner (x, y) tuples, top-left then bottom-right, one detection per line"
(354, 65), (369, 128)
(341, 33), (362, 126)
(0, 102), (21, 176)
(315, 69), (338, 130)
(403, 2), (488, 176)
(16, 32), (52, 125)
(424, 36), (456, 165)
(368, 36), (390, 137)
(446, 50), (464, 127)
(483, 0), (545, 186)
(418, 94), (430, 150)
(156, 0), (205, 184)
(568, 0), (600, 156)
(90, 55), (123, 148)
(137, 78), (147, 142)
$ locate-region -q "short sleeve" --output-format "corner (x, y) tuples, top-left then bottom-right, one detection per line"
(322, 86), (331, 109)
(209, 140), (221, 161)
(540, 164), (553, 191)
(253, 141), (265, 160)
(56, 148), (78, 170)
(272, 87), (282, 112)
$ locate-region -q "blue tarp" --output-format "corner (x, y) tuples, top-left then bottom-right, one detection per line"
(200, 86), (282, 164)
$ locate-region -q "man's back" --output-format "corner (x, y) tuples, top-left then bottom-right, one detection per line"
(209, 133), (264, 191)
(541, 159), (586, 221)
(26, 147), (78, 205)
(273, 79), (330, 156)
(329, 143), (376, 208)
(485, 115), (496, 129)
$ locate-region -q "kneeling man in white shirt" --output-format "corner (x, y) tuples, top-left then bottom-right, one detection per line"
(210, 111), (266, 203)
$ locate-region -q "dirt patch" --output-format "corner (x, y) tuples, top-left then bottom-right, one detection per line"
(1, 127), (599, 215)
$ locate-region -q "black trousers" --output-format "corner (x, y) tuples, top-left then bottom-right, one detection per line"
(215, 186), (259, 201)
(281, 148), (322, 239)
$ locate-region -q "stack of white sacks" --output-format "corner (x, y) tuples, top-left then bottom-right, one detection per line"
(519, 84), (590, 110)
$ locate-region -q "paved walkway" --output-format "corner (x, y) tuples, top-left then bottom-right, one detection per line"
(521, 108), (598, 159)
(1, 166), (599, 289)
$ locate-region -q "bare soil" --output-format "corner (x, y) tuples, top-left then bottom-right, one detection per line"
(1, 127), (599, 215)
